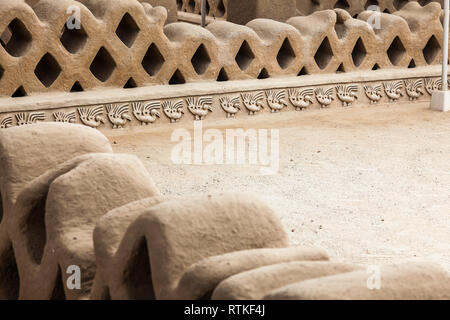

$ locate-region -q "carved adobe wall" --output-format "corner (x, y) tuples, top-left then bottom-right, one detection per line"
(0, 0), (446, 98)
(296, 0), (444, 16)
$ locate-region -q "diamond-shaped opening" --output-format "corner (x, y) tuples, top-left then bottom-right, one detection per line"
(1, 18), (32, 57)
(191, 44), (211, 75)
(408, 59), (416, 68)
(387, 36), (406, 66)
(334, 0), (349, 9)
(423, 35), (440, 65)
(124, 77), (137, 89)
(277, 38), (296, 69)
(216, 0), (225, 17)
(393, 0), (408, 10)
(298, 66), (308, 76)
(217, 67), (228, 81)
(336, 63), (345, 73)
(257, 68), (269, 79)
(372, 63), (380, 70)
(383, 8), (390, 13)
(70, 81), (84, 92)
(187, 0), (195, 12)
(418, 0), (434, 5)
(314, 37), (333, 70)
(142, 43), (165, 77)
(0, 65), (3, 80)
(122, 238), (155, 299)
(12, 86), (27, 97)
(34, 53), (61, 88)
(51, 266), (66, 300)
(0, 245), (20, 299)
(352, 37), (367, 67)
(202, 0), (210, 15)
(169, 69), (185, 85)
(115, 13), (140, 48)
(235, 40), (255, 71)
(364, 0), (379, 9)
(90, 47), (116, 82)
(60, 21), (88, 54)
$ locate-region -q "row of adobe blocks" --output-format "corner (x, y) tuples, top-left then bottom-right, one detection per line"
(0, 0), (447, 98)
(0, 122), (449, 300)
(178, 0), (444, 23)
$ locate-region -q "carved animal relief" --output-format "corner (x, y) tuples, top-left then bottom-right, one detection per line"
(241, 92), (264, 115)
(106, 104), (132, 129)
(0, 116), (12, 129)
(383, 81), (403, 102)
(16, 112), (45, 126)
(363, 84), (383, 104)
(187, 97), (213, 120)
(288, 88), (314, 111)
(220, 96), (241, 118)
(132, 101), (161, 125)
(336, 84), (359, 107)
(404, 79), (424, 101)
(315, 87), (334, 108)
(424, 78), (442, 95)
(53, 111), (76, 123)
(162, 100), (184, 123)
(78, 106), (105, 128)
(266, 90), (288, 113)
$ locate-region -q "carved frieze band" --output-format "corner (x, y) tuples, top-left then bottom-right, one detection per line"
(0, 77), (446, 130)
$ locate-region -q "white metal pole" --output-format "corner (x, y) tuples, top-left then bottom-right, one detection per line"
(442, 0), (449, 90)
(201, 0), (206, 27)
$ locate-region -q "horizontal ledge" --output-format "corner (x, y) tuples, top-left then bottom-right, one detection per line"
(0, 65), (442, 113)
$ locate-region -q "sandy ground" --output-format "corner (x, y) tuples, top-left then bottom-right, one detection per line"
(111, 102), (450, 271)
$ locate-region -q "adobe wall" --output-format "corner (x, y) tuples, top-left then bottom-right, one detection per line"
(0, 0), (447, 132)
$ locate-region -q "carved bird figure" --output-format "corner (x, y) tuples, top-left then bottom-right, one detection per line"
(315, 87), (334, 108)
(336, 84), (359, 107)
(53, 111), (76, 123)
(162, 100), (184, 123)
(132, 101), (161, 125)
(288, 88), (314, 111)
(16, 112), (45, 126)
(363, 84), (383, 104)
(106, 104), (132, 129)
(78, 106), (105, 128)
(266, 90), (288, 113)
(241, 92), (264, 115)
(220, 96), (241, 118)
(424, 78), (442, 95)
(383, 81), (403, 102)
(0, 116), (13, 129)
(404, 79), (424, 101)
(187, 97), (213, 120)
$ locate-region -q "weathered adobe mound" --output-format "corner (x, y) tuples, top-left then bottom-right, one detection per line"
(0, 123), (449, 300)
(296, 0), (444, 16)
(0, 0), (446, 98)
(178, 0), (444, 24)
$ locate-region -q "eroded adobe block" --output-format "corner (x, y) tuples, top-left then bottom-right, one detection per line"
(0, 122), (112, 299)
(91, 193), (289, 299)
(211, 261), (362, 300)
(175, 247), (330, 300)
(9, 153), (160, 299)
(265, 262), (450, 300)
(226, 0), (297, 25)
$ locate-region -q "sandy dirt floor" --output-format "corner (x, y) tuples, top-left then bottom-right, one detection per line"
(111, 102), (450, 271)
